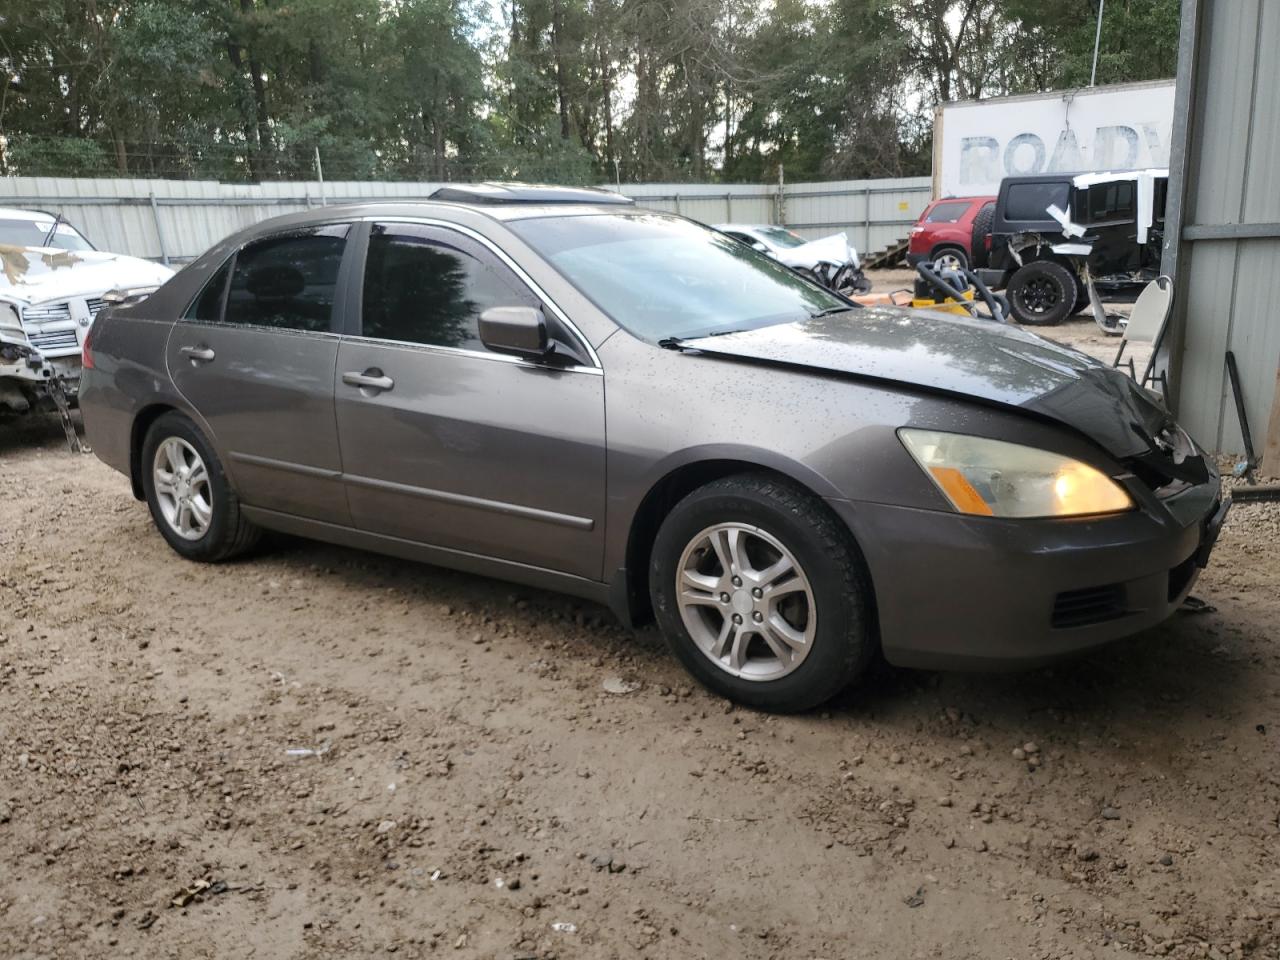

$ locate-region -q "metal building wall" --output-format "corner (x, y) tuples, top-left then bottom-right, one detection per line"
(0, 175), (931, 265)
(1166, 0), (1280, 462)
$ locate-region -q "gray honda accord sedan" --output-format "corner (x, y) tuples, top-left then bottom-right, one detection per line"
(80, 184), (1229, 712)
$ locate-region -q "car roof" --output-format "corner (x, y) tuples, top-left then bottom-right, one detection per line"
(0, 206), (60, 222)
(427, 182), (634, 206)
(188, 198), (666, 262)
(1000, 170), (1168, 186)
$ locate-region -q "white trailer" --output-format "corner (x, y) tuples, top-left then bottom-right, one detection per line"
(932, 79), (1175, 199)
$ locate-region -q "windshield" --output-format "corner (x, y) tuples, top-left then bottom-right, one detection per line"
(509, 213), (847, 341)
(755, 226), (808, 248)
(0, 216), (95, 252)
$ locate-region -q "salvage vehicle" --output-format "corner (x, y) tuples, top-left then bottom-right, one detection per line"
(973, 170), (1167, 327)
(715, 223), (871, 295)
(905, 195), (996, 272)
(80, 184), (1229, 712)
(0, 207), (173, 419)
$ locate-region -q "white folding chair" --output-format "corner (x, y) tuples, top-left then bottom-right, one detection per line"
(1114, 275), (1173, 398)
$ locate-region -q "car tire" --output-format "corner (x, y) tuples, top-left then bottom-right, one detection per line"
(931, 246), (969, 272)
(969, 202), (995, 269)
(1071, 277), (1089, 316)
(1007, 260), (1077, 326)
(141, 411), (261, 562)
(649, 473), (876, 713)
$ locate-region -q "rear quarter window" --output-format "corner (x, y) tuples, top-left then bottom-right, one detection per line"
(924, 201), (972, 223)
(1003, 182), (1070, 222)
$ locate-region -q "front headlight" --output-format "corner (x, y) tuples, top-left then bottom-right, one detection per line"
(899, 429), (1133, 518)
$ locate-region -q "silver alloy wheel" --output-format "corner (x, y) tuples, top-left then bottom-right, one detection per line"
(933, 250), (964, 272)
(152, 437), (213, 541)
(675, 522), (816, 681)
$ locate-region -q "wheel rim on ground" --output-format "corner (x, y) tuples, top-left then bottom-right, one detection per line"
(1018, 275), (1060, 316)
(675, 522), (816, 681)
(152, 437), (213, 540)
(933, 251), (964, 272)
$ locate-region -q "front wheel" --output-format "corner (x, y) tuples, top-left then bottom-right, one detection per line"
(650, 473), (876, 712)
(141, 411), (261, 562)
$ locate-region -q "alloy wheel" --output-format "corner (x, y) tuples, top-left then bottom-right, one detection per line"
(933, 251), (964, 272)
(152, 437), (213, 541)
(675, 522), (816, 681)
(1020, 276), (1059, 315)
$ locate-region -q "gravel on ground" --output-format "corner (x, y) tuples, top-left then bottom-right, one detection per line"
(1, 309), (1277, 959)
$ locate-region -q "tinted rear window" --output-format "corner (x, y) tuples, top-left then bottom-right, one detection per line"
(925, 201), (971, 223)
(1003, 182), (1070, 221)
(184, 260), (231, 322)
(223, 225), (348, 332)
(1083, 180), (1136, 221)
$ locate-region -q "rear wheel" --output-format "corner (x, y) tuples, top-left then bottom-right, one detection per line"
(141, 411), (261, 562)
(931, 246), (969, 272)
(650, 473), (876, 712)
(1007, 260), (1077, 326)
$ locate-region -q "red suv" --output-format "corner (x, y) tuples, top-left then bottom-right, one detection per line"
(906, 196), (996, 272)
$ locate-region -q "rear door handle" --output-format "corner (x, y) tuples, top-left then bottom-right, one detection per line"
(342, 369), (395, 393)
(180, 345), (216, 363)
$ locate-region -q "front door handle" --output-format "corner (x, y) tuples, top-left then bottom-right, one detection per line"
(342, 369), (395, 393)
(180, 345), (216, 363)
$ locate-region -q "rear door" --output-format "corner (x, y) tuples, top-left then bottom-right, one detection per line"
(167, 223), (353, 523)
(333, 220), (606, 579)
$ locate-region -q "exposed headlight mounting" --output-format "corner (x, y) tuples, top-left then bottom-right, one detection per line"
(899, 429), (1134, 519)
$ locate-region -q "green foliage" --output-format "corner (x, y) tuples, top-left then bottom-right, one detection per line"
(0, 0), (1181, 183)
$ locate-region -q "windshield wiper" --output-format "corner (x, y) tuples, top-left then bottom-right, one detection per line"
(809, 306), (857, 318)
(661, 328), (748, 347)
(41, 212), (66, 248)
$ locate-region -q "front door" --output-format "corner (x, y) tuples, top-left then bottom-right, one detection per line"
(167, 223), (353, 523)
(334, 221), (606, 580)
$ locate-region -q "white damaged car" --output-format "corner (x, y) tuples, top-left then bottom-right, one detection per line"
(714, 223), (871, 296)
(1, 208), (173, 418)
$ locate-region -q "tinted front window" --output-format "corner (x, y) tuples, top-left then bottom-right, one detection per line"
(361, 223), (536, 349)
(508, 213), (845, 342)
(924, 201), (971, 223)
(223, 224), (348, 332)
(1004, 183), (1070, 221)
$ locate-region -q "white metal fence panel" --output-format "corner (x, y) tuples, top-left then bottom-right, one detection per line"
(0, 175), (932, 264)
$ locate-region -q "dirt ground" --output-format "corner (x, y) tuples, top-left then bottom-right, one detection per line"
(2, 315), (1278, 959)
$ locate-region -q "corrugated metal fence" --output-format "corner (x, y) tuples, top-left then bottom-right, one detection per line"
(0, 176), (931, 264)
(1164, 0), (1280, 461)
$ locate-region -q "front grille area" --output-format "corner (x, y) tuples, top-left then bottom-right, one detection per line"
(86, 297), (107, 319)
(1051, 583), (1127, 629)
(26, 329), (79, 352)
(22, 302), (72, 324)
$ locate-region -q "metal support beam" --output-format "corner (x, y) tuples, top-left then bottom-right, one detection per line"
(148, 192), (170, 266)
(1160, 0), (1206, 420)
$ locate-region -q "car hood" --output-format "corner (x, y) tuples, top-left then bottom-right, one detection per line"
(774, 232), (859, 270)
(0, 244), (174, 306)
(680, 307), (1184, 464)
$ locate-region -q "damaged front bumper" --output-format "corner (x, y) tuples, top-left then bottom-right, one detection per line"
(2, 327), (86, 450)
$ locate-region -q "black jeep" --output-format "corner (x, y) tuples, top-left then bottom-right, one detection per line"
(972, 170), (1168, 326)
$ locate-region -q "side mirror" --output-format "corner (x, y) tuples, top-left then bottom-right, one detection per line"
(479, 306), (549, 359)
